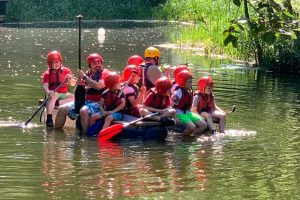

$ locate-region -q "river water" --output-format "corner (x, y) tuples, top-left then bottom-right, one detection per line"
(0, 20), (300, 199)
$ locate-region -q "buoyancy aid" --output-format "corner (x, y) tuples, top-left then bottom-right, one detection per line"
(124, 84), (140, 117)
(139, 63), (155, 90)
(102, 89), (123, 111)
(85, 69), (104, 102)
(173, 86), (193, 113)
(196, 92), (214, 113)
(145, 88), (170, 109)
(48, 66), (68, 93)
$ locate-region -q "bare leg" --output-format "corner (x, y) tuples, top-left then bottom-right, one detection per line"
(55, 105), (68, 128)
(193, 119), (208, 135)
(90, 113), (102, 127)
(201, 112), (215, 132)
(46, 94), (58, 115)
(212, 111), (226, 133)
(102, 115), (113, 130)
(183, 122), (196, 136)
(80, 106), (90, 134)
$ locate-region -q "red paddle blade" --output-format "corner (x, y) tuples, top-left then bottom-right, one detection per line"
(97, 124), (124, 143)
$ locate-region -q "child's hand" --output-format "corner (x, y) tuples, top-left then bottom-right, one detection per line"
(66, 74), (72, 79)
(77, 69), (85, 79)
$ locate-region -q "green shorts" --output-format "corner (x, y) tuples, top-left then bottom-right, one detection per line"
(176, 112), (202, 125)
(57, 93), (72, 100)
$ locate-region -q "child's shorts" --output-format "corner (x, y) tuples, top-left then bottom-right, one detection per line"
(176, 112), (202, 125)
(97, 111), (123, 121)
(57, 92), (73, 100)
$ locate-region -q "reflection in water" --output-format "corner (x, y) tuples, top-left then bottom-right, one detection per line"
(97, 28), (106, 47)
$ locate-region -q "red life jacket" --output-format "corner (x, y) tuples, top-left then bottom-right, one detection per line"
(85, 69), (103, 102)
(145, 88), (170, 109)
(103, 89), (123, 111)
(196, 92), (214, 113)
(124, 84), (140, 117)
(48, 66), (68, 93)
(173, 86), (193, 113)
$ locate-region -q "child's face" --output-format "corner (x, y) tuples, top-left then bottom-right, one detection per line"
(133, 75), (140, 84)
(204, 85), (213, 94)
(51, 60), (61, 69)
(113, 83), (121, 90)
(185, 78), (193, 89)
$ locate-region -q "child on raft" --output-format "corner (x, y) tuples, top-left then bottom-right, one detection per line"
(192, 76), (226, 133)
(42, 50), (76, 127)
(89, 72), (125, 130)
(122, 65), (146, 121)
(139, 76), (176, 126)
(171, 70), (207, 136)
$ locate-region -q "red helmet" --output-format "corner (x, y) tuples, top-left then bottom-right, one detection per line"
(176, 70), (193, 87)
(104, 72), (120, 90)
(197, 76), (214, 93)
(173, 64), (190, 80)
(47, 50), (62, 67)
(155, 76), (172, 96)
(87, 53), (103, 66)
(127, 55), (144, 66)
(122, 65), (140, 82)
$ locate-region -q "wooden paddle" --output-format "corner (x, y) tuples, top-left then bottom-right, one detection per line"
(25, 78), (68, 126)
(98, 108), (170, 143)
(74, 14), (86, 114)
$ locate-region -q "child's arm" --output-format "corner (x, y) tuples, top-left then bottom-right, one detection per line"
(109, 98), (125, 113)
(98, 97), (105, 113)
(43, 82), (55, 97)
(142, 105), (162, 113)
(191, 95), (201, 115)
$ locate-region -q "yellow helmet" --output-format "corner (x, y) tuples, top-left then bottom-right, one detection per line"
(144, 47), (160, 58)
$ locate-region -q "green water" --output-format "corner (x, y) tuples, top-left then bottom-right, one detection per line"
(0, 21), (300, 199)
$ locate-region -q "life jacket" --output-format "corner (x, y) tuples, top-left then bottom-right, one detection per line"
(48, 66), (68, 93)
(173, 86), (193, 113)
(139, 63), (156, 91)
(145, 88), (170, 109)
(124, 84), (141, 117)
(196, 92), (214, 113)
(103, 89), (123, 111)
(85, 69), (104, 102)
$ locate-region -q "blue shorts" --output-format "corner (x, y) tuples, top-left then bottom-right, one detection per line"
(67, 100), (99, 120)
(96, 111), (123, 121)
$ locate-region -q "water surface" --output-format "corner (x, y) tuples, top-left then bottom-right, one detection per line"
(0, 20), (300, 199)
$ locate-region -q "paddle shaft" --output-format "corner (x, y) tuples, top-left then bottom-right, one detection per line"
(25, 78), (68, 126)
(74, 15), (85, 114)
(77, 15), (83, 70)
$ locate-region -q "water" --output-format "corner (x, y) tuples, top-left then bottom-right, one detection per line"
(1, 20), (300, 199)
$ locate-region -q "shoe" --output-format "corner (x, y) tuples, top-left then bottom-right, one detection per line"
(46, 118), (53, 127)
(160, 117), (176, 126)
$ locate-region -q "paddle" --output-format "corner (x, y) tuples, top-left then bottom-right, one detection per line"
(74, 14), (86, 114)
(98, 108), (170, 143)
(141, 64), (146, 101)
(24, 78), (68, 126)
(226, 105), (236, 114)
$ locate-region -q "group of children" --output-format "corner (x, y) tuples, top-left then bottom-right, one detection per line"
(42, 47), (227, 136)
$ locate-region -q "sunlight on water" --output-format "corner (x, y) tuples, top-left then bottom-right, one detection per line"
(197, 129), (257, 143)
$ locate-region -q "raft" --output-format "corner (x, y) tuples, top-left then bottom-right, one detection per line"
(39, 100), (184, 141)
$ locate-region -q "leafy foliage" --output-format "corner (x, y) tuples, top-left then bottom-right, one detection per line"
(224, 0), (300, 72)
